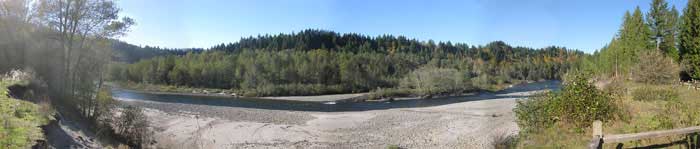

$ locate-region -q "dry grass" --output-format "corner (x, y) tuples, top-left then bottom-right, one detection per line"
(516, 124), (589, 148)
(518, 81), (700, 148)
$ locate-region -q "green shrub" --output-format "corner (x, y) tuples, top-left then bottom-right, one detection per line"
(558, 73), (619, 128)
(515, 72), (620, 133)
(400, 66), (471, 96)
(472, 75), (495, 91)
(368, 88), (412, 100)
(239, 84), (349, 97)
(631, 86), (679, 101)
(386, 144), (400, 149)
(514, 93), (558, 133)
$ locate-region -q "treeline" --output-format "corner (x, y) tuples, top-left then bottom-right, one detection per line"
(113, 31), (585, 96)
(588, 0), (700, 80)
(111, 40), (202, 63)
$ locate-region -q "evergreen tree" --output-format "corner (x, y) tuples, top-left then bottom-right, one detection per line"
(680, 0), (700, 79)
(617, 11), (635, 73)
(612, 8), (652, 76)
(668, 6), (681, 60)
(647, 0), (680, 60)
(625, 7), (653, 53)
(598, 7), (654, 77)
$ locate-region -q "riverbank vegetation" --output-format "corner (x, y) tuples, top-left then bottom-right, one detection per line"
(515, 80), (700, 148)
(514, 72), (623, 134)
(0, 0), (153, 147)
(514, 0), (700, 147)
(0, 72), (52, 148)
(111, 30), (585, 97)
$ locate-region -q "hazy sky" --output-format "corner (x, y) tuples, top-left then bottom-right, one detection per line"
(116, 0), (688, 53)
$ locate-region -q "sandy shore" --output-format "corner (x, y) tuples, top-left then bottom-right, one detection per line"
(117, 87), (548, 149)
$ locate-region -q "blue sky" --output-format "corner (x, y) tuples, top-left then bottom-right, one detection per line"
(116, 0), (688, 53)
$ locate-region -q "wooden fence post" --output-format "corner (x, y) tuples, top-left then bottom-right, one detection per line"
(593, 120), (602, 138)
(693, 133), (697, 148)
(589, 120), (603, 149)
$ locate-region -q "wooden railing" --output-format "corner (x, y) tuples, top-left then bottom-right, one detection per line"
(681, 80), (700, 90)
(588, 120), (700, 149)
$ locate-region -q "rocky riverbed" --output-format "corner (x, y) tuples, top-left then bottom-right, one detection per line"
(118, 87), (549, 148)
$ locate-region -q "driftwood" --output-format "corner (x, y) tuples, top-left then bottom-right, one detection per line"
(588, 120), (700, 149)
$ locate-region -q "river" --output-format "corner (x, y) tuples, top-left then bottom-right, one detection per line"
(112, 80), (560, 112)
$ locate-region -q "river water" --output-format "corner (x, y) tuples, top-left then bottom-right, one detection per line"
(112, 80), (560, 112)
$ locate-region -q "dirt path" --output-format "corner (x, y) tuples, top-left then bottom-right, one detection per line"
(119, 87), (548, 149)
(43, 112), (103, 148)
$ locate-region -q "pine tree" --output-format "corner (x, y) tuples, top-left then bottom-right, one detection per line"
(680, 0), (700, 79)
(628, 7), (654, 52)
(614, 8), (652, 76)
(619, 11), (635, 72)
(666, 6), (681, 60)
(647, 0), (680, 60)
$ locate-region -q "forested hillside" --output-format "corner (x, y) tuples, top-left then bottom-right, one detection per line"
(111, 40), (201, 63)
(113, 30), (586, 96)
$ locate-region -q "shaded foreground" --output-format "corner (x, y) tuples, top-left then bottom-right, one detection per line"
(117, 82), (557, 148)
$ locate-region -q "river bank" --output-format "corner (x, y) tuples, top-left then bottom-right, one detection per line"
(117, 84), (553, 148)
(110, 82), (370, 103)
(112, 80), (557, 104)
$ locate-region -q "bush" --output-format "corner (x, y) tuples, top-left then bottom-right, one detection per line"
(515, 72), (620, 133)
(559, 73), (620, 127)
(243, 84), (347, 97)
(116, 106), (152, 147)
(368, 87), (412, 100)
(514, 93), (558, 133)
(492, 135), (518, 149)
(400, 66), (471, 96)
(603, 78), (626, 97)
(633, 51), (679, 84)
(386, 144), (401, 149)
(631, 86), (679, 101)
